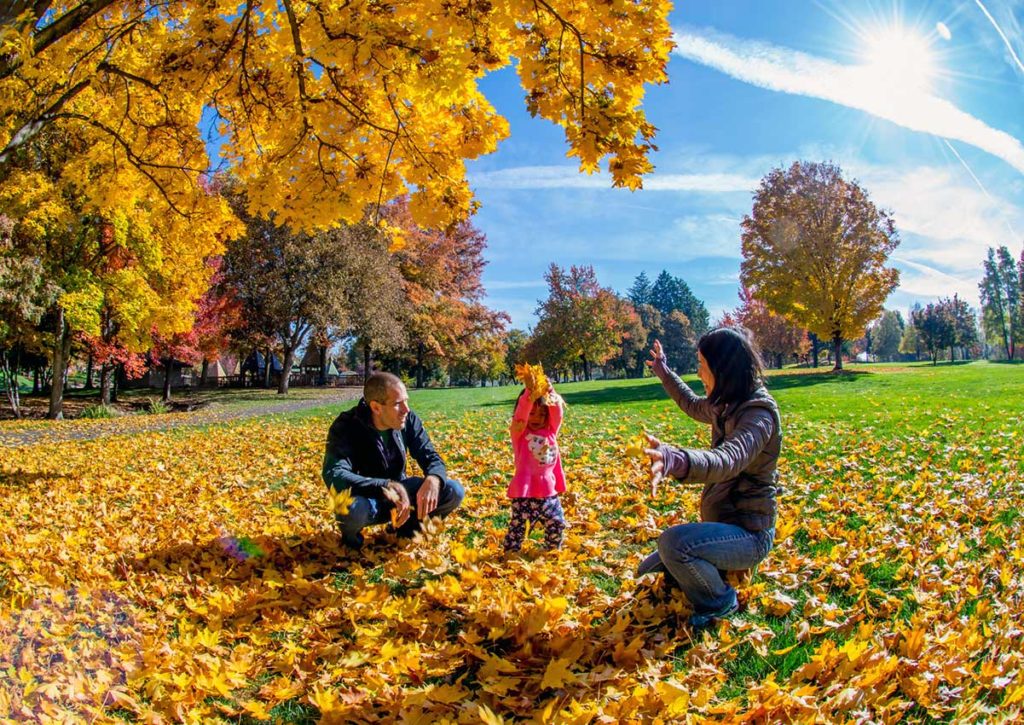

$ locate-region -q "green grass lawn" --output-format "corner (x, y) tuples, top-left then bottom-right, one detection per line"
(297, 358), (1024, 445)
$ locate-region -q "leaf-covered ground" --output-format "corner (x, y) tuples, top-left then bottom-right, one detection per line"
(1, 363), (1022, 723)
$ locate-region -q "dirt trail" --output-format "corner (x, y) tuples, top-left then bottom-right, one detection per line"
(0, 390), (360, 448)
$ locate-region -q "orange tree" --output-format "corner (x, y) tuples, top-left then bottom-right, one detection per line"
(527, 263), (637, 381)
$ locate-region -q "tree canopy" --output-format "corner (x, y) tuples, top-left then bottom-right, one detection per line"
(912, 295), (978, 364)
(0, 0), (673, 230)
(870, 309), (904, 362)
(740, 161), (900, 371)
(527, 264), (635, 381)
(721, 287), (807, 368)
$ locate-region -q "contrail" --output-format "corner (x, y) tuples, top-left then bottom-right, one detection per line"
(974, 0), (1024, 76)
(943, 138), (1019, 240)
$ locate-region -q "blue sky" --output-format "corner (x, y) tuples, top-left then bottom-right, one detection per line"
(465, 0), (1024, 330)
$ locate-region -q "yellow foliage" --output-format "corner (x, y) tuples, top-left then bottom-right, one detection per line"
(514, 363), (549, 401)
(0, 0), (672, 231)
(328, 489), (354, 517)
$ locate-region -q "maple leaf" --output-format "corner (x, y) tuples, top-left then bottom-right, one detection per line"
(761, 591), (798, 617)
(623, 433), (649, 460)
(241, 700), (272, 720)
(328, 488), (354, 516)
(475, 703), (506, 725)
(540, 657), (579, 690)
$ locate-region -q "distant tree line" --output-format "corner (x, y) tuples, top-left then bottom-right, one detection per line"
(0, 190), (511, 418)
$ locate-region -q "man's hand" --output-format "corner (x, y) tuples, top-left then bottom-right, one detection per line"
(382, 481), (411, 528)
(644, 433), (664, 497)
(416, 475), (441, 520)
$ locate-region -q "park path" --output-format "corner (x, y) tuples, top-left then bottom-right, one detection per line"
(0, 390), (360, 448)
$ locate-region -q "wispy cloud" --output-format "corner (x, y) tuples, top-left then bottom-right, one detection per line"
(483, 279), (548, 291)
(672, 26), (1024, 174)
(470, 165), (758, 193)
(891, 256), (982, 305)
(852, 163), (1024, 270)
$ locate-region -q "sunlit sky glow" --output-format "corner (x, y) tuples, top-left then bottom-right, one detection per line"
(465, 0), (1024, 330)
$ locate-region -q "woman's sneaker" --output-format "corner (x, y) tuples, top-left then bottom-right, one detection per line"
(689, 595), (739, 631)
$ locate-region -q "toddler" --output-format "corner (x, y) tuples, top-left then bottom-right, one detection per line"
(504, 379), (566, 551)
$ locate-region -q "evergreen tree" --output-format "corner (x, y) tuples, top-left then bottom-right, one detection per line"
(649, 270), (710, 337)
(627, 272), (652, 307)
(978, 246), (1020, 360)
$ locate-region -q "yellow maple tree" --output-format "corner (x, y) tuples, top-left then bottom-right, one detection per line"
(0, 0), (674, 231)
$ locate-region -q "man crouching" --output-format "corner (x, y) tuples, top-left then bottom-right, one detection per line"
(322, 372), (465, 549)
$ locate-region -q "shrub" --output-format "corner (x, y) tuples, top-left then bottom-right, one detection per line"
(79, 404), (118, 419)
(146, 398), (170, 415)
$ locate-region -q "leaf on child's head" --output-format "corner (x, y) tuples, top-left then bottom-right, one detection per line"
(515, 362), (549, 398)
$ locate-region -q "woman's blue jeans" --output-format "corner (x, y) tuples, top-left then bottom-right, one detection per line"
(638, 522), (774, 614)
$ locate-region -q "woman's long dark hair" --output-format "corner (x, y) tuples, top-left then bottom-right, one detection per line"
(698, 326), (765, 406)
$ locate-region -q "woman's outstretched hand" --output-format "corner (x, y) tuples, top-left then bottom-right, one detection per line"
(644, 432), (664, 497)
(646, 339), (664, 371)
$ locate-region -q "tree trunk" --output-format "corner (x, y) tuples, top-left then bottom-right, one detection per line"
(809, 334), (821, 368)
(831, 334), (844, 372)
(318, 346), (328, 386)
(100, 364), (112, 405)
(162, 357), (173, 402)
(47, 307), (72, 419)
(278, 346), (295, 395)
(112, 364), (122, 402)
(263, 347), (273, 388)
(200, 359), (210, 386)
(2, 351), (21, 418)
(85, 353), (94, 389)
(363, 342), (371, 377)
(416, 343), (425, 389)
(32, 365), (40, 394)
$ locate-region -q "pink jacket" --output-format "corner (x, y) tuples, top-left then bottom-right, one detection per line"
(507, 392), (565, 498)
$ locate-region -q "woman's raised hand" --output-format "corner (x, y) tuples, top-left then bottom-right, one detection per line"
(643, 432), (664, 497)
(646, 339), (664, 370)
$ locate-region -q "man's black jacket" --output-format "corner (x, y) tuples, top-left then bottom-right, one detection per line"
(321, 398), (447, 497)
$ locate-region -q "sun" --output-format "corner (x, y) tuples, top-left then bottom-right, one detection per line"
(861, 25), (935, 90)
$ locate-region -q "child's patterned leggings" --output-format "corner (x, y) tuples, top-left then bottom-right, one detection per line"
(504, 495), (566, 551)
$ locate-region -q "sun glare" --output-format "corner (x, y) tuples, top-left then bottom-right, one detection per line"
(862, 26), (935, 90)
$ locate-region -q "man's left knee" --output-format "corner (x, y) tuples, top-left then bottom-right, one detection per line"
(437, 478), (465, 514)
